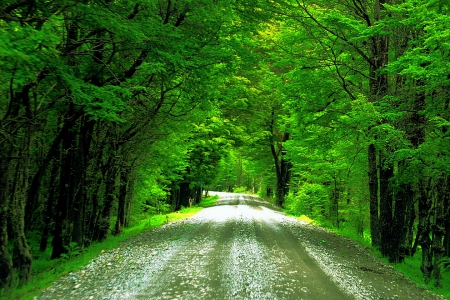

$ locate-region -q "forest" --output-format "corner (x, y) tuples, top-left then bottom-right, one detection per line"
(0, 0), (449, 294)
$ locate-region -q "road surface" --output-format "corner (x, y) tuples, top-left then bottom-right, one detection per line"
(37, 193), (442, 300)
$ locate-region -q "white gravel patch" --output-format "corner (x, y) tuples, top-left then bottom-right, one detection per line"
(301, 242), (376, 299)
(222, 206), (278, 300)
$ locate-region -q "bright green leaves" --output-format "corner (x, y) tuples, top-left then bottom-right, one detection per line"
(384, 1), (450, 89)
(0, 20), (60, 88)
(285, 183), (328, 217)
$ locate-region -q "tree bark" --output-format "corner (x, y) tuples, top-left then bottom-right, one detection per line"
(367, 0), (390, 249)
(39, 157), (59, 252)
(71, 118), (95, 246)
(179, 181), (191, 209)
(432, 178), (447, 287)
(51, 118), (77, 259)
(368, 144), (380, 247)
(269, 112), (291, 208)
(114, 168), (130, 235)
(418, 179), (433, 282)
(97, 165), (118, 241)
(0, 157), (14, 288)
(390, 180), (411, 263)
(444, 176), (450, 258)
(11, 132), (33, 285)
(379, 155), (393, 258)
(24, 109), (83, 231)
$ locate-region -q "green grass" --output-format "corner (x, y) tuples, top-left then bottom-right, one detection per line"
(197, 195), (219, 208)
(393, 255), (450, 299)
(296, 214), (315, 224)
(1, 196), (219, 300)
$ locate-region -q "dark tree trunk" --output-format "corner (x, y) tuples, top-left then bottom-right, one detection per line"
(271, 133), (291, 208)
(368, 144), (380, 247)
(39, 157), (59, 252)
(170, 184), (180, 211)
(25, 110), (83, 231)
(0, 157), (14, 288)
(11, 133), (33, 285)
(390, 181), (411, 263)
(71, 119), (94, 246)
(379, 155), (394, 258)
(403, 192), (416, 257)
(51, 120), (77, 259)
(124, 177), (134, 228)
(331, 179), (340, 228)
(114, 168), (130, 235)
(418, 179), (433, 282)
(194, 186), (202, 204)
(444, 176), (450, 257)
(432, 179), (447, 287)
(179, 181), (191, 209)
(367, 0), (389, 250)
(97, 165), (118, 241)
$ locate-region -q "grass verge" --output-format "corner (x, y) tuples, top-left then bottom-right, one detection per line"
(1, 196), (219, 300)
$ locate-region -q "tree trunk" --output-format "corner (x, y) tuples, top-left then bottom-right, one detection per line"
(11, 132), (33, 285)
(403, 192), (416, 256)
(114, 168), (130, 235)
(25, 110), (83, 231)
(390, 181), (411, 263)
(0, 157), (14, 288)
(171, 184), (180, 211)
(418, 179), (433, 282)
(367, 0), (390, 250)
(179, 181), (191, 209)
(71, 118), (94, 246)
(368, 144), (380, 247)
(39, 157), (59, 252)
(97, 165), (118, 241)
(194, 186), (202, 204)
(432, 178), (447, 287)
(444, 176), (450, 257)
(271, 132), (291, 207)
(51, 121), (77, 259)
(331, 179), (340, 228)
(379, 155), (394, 258)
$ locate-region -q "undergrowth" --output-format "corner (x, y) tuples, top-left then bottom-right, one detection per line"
(1, 196), (219, 300)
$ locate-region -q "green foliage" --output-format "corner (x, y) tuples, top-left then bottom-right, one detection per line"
(197, 195), (219, 208)
(60, 242), (82, 261)
(285, 183), (328, 217)
(393, 255), (450, 299)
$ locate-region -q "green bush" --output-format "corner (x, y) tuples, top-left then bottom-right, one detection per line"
(285, 183), (328, 217)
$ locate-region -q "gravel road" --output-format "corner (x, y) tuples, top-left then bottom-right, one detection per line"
(36, 193), (443, 300)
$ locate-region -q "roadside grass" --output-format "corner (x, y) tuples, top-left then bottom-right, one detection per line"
(1, 196), (219, 300)
(284, 211), (450, 300)
(296, 214), (314, 224)
(392, 255), (450, 299)
(197, 195), (219, 207)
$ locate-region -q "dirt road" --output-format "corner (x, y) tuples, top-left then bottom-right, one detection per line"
(37, 193), (442, 300)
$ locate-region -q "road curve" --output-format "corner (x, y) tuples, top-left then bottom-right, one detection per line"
(36, 193), (442, 300)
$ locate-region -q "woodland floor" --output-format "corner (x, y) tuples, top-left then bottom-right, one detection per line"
(36, 193), (444, 300)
